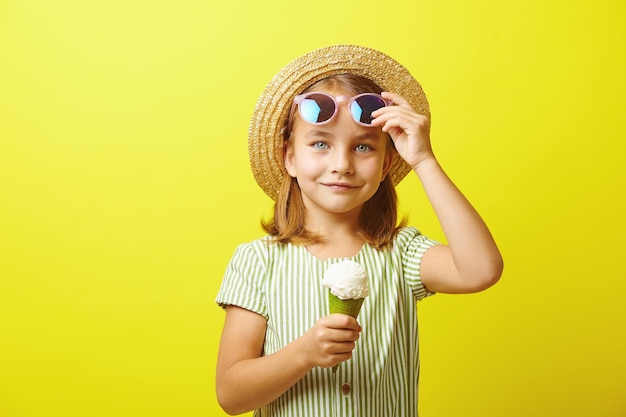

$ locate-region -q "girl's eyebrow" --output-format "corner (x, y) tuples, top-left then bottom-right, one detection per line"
(301, 130), (382, 141)
(355, 133), (382, 141)
(303, 130), (332, 139)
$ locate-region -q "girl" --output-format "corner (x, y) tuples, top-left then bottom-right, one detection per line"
(215, 45), (503, 417)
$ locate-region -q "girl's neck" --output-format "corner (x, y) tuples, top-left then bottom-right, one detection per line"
(302, 206), (364, 260)
(305, 223), (364, 261)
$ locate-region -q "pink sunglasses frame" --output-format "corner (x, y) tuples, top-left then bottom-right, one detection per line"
(284, 92), (392, 137)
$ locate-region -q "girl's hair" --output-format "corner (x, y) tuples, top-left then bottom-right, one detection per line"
(261, 74), (407, 249)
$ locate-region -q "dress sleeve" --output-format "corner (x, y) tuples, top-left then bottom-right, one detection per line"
(215, 242), (268, 319)
(397, 227), (440, 301)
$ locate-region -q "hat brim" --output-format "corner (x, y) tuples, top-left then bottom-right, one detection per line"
(248, 44), (430, 200)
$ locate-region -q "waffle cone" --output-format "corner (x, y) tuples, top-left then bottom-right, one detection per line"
(328, 292), (365, 318)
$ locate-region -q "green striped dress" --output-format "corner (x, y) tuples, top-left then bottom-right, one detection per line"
(216, 226), (439, 417)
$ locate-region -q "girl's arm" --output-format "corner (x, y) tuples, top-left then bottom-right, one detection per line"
(413, 157), (503, 293)
(373, 92), (504, 294)
(216, 305), (361, 415)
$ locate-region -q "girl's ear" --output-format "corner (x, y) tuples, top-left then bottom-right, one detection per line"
(283, 141), (297, 177)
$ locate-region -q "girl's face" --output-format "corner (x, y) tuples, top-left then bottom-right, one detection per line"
(284, 87), (393, 222)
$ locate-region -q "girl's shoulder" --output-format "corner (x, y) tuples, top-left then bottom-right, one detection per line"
(231, 234), (273, 256)
(391, 226), (440, 255)
(231, 235), (299, 262)
(396, 226), (421, 239)
(237, 234), (275, 248)
(394, 226), (425, 246)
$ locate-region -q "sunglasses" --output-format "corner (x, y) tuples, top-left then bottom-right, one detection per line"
(286, 92), (392, 135)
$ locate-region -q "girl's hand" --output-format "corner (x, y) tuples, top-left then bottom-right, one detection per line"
(216, 307), (361, 414)
(371, 91), (433, 169)
(300, 314), (361, 369)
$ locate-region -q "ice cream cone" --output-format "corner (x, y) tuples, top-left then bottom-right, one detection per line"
(322, 260), (369, 372)
(328, 292), (365, 318)
(329, 292), (364, 372)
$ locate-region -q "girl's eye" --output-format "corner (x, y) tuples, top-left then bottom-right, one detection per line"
(313, 142), (329, 150)
(355, 144), (371, 152)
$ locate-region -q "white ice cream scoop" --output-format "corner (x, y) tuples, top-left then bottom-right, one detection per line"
(322, 260), (369, 300)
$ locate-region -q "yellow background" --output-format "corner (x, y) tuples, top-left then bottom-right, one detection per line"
(1, 0), (624, 416)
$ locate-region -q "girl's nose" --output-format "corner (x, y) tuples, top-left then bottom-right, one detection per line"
(330, 147), (353, 175)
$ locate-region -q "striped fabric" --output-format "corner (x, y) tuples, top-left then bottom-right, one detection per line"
(216, 226), (439, 417)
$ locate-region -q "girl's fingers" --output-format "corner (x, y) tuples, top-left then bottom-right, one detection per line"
(381, 91), (414, 109)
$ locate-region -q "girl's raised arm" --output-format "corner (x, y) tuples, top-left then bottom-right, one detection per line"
(373, 91), (503, 294)
(414, 157), (503, 294)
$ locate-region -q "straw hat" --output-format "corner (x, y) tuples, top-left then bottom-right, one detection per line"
(248, 44), (430, 200)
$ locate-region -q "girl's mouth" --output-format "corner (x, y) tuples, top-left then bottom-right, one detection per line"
(323, 182), (357, 190)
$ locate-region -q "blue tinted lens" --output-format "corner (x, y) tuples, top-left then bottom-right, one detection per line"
(299, 94), (336, 123)
(351, 95), (387, 124)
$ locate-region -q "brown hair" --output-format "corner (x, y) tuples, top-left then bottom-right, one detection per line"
(261, 74), (407, 249)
